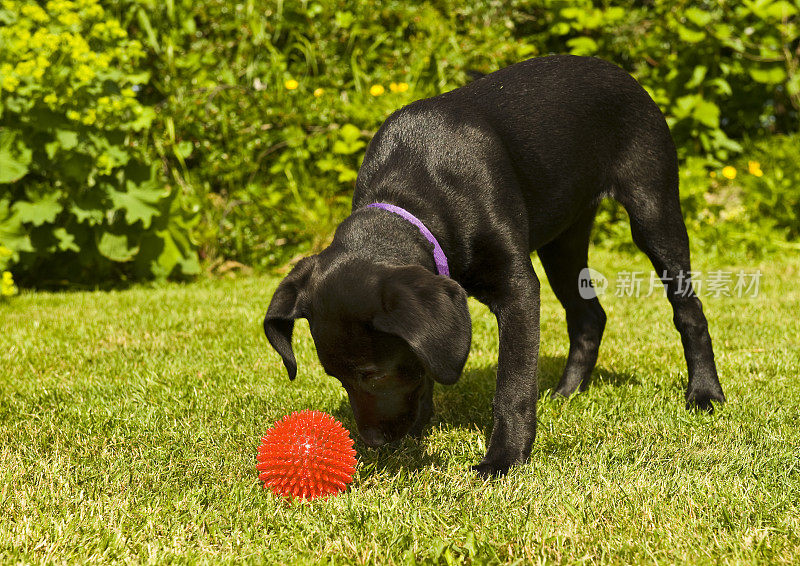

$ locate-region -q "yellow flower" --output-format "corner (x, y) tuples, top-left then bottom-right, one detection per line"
(1, 271), (18, 297)
(369, 84), (385, 96)
(43, 93), (58, 105)
(74, 64), (95, 82)
(82, 109), (97, 125)
(748, 160), (763, 177)
(721, 166), (737, 180)
(313, 87), (324, 97)
(396, 82), (409, 92)
(58, 11), (80, 27)
(14, 59), (36, 77)
(21, 3), (48, 22)
(285, 79), (299, 90)
(97, 153), (112, 173)
(709, 171), (717, 178)
(389, 82), (399, 92)
(1, 75), (20, 92)
(95, 53), (111, 69)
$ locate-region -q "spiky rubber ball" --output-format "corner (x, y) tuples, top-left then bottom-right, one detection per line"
(257, 410), (357, 499)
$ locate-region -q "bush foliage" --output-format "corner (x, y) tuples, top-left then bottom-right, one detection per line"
(0, 0), (198, 285)
(1, 0), (799, 284)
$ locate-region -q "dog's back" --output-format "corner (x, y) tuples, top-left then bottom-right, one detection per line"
(356, 55), (677, 248)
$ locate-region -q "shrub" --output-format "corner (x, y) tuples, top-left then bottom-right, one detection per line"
(0, 0), (199, 286)
(3, 0), (799, 281)
(99, 0), (538, 269)
(106, 0), (798, 270)
(513, 0), (800, 160)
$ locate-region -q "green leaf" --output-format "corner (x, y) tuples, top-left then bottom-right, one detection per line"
(53, 227), (80, 252)
(0, 198), (33, 256)
(0, 130), (32, 183)
(136, 8), (161, 54)
(787, 73), (800, 97)
(686, 65), (707, 89)
(334, 10), (354, 29)
(138, 225), (199, 280)
(677, 24), (706, 43)
(709, 77), (733, 96)
(765, 1), (798, 18)
(108, 182), (167, 229)
(749, 66), (787, 84)
(12, 192), (63, 226)
(43, 128), (85, 162)
(672, 95), (698, 119)
(57, 130), (79, 151)
(551, 22), (571, 35)
(337, 167), (357, 182)
(339, 124), (362, 144)
(693, 99), (720, 128)
(604, 7), (626, 21)
(333, 125), (366, 155)
(97, 231), (139, 262)
(748, 0), (799, 20)
(684, 7), (713, 27)
(316, 156), (339, 172)
(566, 36), (598, 56)
(174, 140), (193, 159)
(130, 106), (156, 131)
(70, 190), (107, 225)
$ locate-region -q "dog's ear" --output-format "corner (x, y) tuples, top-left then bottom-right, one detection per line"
(373, 265), (471, 384)
(263, 257), (316, 380)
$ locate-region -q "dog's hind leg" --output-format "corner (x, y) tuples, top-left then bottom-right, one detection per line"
(537, 204), (607, 398)
(615, 159), (725, 410)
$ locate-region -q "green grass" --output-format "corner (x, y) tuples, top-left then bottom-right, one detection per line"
(2, 248), (799, 564)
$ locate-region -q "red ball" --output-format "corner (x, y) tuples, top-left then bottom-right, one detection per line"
(257, 410), (357, 500)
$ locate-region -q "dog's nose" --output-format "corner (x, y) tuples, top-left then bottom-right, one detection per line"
(359, 427), (387, 447)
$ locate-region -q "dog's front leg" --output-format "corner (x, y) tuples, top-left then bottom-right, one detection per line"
(473, 270), (541, 477)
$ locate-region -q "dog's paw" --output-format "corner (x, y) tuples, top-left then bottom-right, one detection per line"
(685, 383), (726, 413)
(471, 449), (529, 479)
(471, 460), (511, 479)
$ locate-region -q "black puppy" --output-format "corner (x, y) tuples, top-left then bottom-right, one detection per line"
(264, 55), (726, 477)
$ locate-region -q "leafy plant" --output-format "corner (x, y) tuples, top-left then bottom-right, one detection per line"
(110, 0), (798, 271)
(0, 0), (199, 286)
(514, 0), (800, 161)
(3, 0), (799, 281)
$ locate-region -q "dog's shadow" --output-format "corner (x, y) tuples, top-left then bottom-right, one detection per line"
(331, 355), (638, 479)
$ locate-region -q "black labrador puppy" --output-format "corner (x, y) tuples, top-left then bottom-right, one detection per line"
(264, 55), (726, 477)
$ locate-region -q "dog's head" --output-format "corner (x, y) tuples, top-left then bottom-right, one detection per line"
(263, 255), (471, 446)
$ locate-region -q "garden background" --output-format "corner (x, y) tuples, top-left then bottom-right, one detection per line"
(1, 0), (799, 289)
(2, 1), (800, 564)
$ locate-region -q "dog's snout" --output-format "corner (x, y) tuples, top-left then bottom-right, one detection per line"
(359, 427), (387, 447)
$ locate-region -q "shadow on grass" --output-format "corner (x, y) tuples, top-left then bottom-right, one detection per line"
(331, 355), (639, 479)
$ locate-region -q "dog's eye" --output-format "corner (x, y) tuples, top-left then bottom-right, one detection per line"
(358, 369), (384, 381)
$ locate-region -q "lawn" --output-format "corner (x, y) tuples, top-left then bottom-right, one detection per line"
(1, 247), (799, 564)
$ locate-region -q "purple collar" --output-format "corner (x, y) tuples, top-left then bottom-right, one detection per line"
(365, 203), (450, 277)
